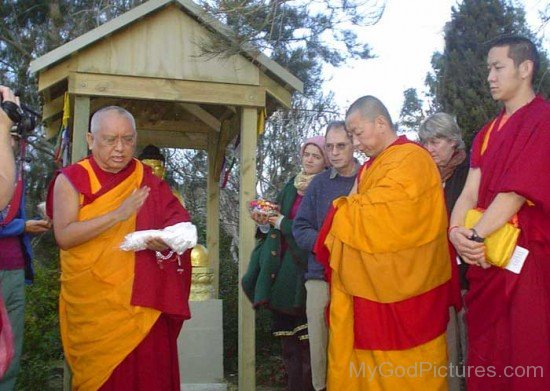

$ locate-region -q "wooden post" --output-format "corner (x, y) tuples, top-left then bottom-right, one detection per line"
(238, 108), (257, 390)
(207, 129), (221, 298)
(71, 95), (91, 161)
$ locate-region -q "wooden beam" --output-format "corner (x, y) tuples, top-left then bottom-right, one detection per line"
(207, 129), (220, 298)
(212, 118), (233, 179)
(226, 114), (241, 147)
(259, 73), (292, 109)
(30, 0), (173, 74)
(72, 95), (90, 162)
(90, 97), (124, 112)
(37, 58), (75, 92)
(42, 94), (65, 122)
(238, 107), (257, 391)
(45, 118), (61, 140)
(137, 129), (207, 150)
(136, 119), (210, 134)
(68, 72), (266, 107)
(179, 103), (221, 131)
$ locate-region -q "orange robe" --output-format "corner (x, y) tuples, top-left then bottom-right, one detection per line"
(321, 138), (452, 390)
(47, 157), (191, 390)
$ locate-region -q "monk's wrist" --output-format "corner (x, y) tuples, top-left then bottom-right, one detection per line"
(113, 209), (126, 223)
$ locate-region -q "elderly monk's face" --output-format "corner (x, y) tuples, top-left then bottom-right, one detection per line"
(346, 111), (384, 158)
(87, 112), (136, 173)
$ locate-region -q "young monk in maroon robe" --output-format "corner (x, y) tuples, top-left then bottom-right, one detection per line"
(449, 36), (550, 390)
(47, 106), (192, 390)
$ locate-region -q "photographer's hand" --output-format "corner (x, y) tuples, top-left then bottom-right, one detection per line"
(0, 85), (16, 210)
(0, 86), (19, 130)
(25, 219), (52, 234)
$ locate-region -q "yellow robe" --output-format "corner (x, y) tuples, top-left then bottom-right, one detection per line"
(59, 160), (159, 391)
(325, 141), (450, 390)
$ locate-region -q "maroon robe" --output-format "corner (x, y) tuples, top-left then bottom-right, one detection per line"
(467, 95), (550, 390)
(47, 157), (192, 390)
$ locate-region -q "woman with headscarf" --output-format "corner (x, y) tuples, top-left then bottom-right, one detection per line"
(242, 136), (328, 391)
(419, 113), (469, 391)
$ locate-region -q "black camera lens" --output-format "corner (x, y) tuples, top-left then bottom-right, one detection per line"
(0, 100), (38, 136)
(1, 100), (24, 123)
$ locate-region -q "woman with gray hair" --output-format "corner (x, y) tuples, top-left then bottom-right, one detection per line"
(419, 112), (468, 391)
(419, 112), (468, 211)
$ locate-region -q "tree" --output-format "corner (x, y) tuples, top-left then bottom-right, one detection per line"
(0, 1), (384, 387)
(199, 0), (384, 96)
(398, 87), (425, 134)
(425, 0), (550, 147)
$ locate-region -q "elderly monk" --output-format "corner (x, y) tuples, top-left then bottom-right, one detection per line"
(47, 106), (192, 390)
(315, 96), (454, 390)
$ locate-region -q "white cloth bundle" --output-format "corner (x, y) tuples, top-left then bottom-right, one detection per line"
(120, 222), (197, 254)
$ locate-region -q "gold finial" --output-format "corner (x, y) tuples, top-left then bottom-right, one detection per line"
(191, 244), (209, 267)
(190, 244), (213, 301)
(141, 158), (166, 179)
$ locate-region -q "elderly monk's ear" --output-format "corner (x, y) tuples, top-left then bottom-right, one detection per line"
(375, 115), (389, 130)
(86, 132), (94, 150)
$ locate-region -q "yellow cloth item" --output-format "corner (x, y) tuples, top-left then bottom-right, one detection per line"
(59, 161), (160, 391)
(327, 142), (450, 303)
(464, 208), (520, 267)
(327, 273), (448, 391)
(257, 107), (266, 135)
(62, 92), (70, 127)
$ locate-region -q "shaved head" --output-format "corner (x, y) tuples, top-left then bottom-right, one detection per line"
(345, 95), (394, 130)
(345, 95), (397, 157)
(90, 106), (136, 134)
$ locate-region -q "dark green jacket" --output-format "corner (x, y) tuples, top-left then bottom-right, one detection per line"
(242, 178), (309, 314)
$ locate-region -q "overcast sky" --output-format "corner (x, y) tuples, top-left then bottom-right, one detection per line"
(323, 0), (550, 120)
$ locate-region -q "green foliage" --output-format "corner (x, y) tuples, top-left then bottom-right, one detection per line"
(257, 94), (341, 199)
(218, 230), (239, 375)
(218, 228), (284, 386)
(425, 0), (550, 148)
(398, 88), (425, 134)
(16, 254), (63, 391)
(254, 310), (285, 386)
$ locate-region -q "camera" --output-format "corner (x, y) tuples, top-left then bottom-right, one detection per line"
(0, 99), (39, 136)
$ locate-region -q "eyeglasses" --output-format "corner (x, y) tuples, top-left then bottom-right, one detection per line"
(100, 135), (136, 147)
(325, 142), (351, 152)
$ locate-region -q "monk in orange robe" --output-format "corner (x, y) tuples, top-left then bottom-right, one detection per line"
(47, 106), (192, 390)
(316, 96), (455, 390)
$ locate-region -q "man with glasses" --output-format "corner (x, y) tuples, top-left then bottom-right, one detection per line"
(47, 106), (192, 390)
(293, 121), (359, 391)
